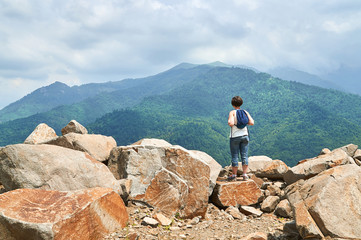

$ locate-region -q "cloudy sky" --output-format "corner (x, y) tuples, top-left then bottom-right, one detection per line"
(1, 0), (361, 109)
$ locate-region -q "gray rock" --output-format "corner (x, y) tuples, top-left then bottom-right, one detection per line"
(261, 196), (280, 213)
(0, 144), (123, 195)
(24, 123), (57, 144)
(274, 199), (292, 218)
(239, 206), (263, 217)
(225, 206), (245, 220)
(339, 143), (358, 157)
(61, 119), (88, 135)
(244, 156), (288, 180)
(286, 164), (361, 239)
(141, 217), (159, 227)
(267, 184), (282, 196)
(132, 138), (172, 147)
(45, 133), (117, 162)
(318, 148), (331, 155)
(284, 148), (353, 185)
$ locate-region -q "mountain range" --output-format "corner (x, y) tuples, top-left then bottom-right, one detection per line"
(1, 62), (361, 167)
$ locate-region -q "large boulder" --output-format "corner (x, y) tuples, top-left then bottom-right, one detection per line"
(0, 188), (128, 240)
(286, 164), (361, 239)
(45, 133), (117, 162)
(61, 119), (88, 135)
(188, 150), (222, 195)
(108, 140), (221, 219)
(210, 179), (262, 208)
(284, 148), (353, 185)
(24, 123), (57, 144)
(242, 156), (288, 180)
(132, 138), (172, 147)
(0, 144), (122, 195)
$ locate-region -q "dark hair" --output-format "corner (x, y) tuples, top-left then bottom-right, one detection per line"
(231, 96), (243, 107)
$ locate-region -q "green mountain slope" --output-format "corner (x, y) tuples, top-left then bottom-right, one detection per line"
(0, 81), (134, 123)
(1, 65), (361, 167)
(88, 67), (361, 167)
(0, 64), (215, 145)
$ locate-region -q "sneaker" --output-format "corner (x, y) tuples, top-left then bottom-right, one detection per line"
(242, 174), (249, 181)
(227, 174), (237, 181)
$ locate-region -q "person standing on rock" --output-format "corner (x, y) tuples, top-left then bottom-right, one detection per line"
(227, 96), (254, 181)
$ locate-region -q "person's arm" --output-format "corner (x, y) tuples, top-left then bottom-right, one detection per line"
(245, 110), (254, 125)
(228, 110), (236, 127)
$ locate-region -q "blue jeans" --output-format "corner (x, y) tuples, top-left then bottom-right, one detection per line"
(230, 135), (249, 167)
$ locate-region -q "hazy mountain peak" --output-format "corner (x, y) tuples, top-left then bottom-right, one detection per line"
(170, 62), (199, 70)
(268, 67), (342, 91)
(205, 61), (231, 67)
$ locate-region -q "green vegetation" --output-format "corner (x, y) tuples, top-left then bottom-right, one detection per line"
(89, 67), (361, 166)
(1, 65), (361, 167)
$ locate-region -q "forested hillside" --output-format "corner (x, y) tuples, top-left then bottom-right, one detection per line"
(1, 65), (361, 167)
(88, 67), (361, 166)
(0, 64), (215, 145)
(0, 81), (129, 123)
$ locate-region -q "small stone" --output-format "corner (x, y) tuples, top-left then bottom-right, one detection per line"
(267, 184), (281, 196)
(191, 216), (200, 225)
(239, 206), (263, 217)
(169, 227), (180, 231)
(261, 182), (272, 190)
(141, 217), (159, 227)
(153, 213), (172, 226)
(148, 228), (158, 236)
(127, 233), (139, 240)
(261, 196), (280, 212)
(275, 199), (293, 218)
(225, 206), (246, 220)
(273, 181), (287, 189)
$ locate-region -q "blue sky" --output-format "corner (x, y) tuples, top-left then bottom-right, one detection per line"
(1, 0), (361, 109)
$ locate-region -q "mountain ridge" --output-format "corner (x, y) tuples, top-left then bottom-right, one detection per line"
(1, 63), (361, 167)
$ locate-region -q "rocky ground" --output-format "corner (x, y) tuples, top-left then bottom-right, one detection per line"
(103, 201), (291, 240)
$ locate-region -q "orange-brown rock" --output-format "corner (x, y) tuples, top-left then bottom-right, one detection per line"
(0, 187), (128, 240)
(211, 179), (262, 208)
(24, 123), (57, 144)
(45, 132), (116, 162)
(143, 148), (210, 219)
(109, 140), (221, 219)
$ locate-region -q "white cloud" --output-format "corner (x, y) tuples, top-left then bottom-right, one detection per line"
(1, 0), (361, 108)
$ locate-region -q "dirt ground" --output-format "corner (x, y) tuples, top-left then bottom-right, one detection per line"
(103, 202), (292, 240)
